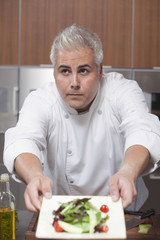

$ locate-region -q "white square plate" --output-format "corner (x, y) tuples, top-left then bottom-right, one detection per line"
(36, 195), (126, 239)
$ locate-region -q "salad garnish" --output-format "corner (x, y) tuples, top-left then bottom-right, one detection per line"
(52, 197), (109, 234)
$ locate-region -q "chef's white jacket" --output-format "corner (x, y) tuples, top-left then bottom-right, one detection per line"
(3, 72), (160, 210)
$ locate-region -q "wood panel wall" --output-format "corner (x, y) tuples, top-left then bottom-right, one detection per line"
(21, 0), (76, 65)
(134, 0), (160, 68)
(0, 0), (159, 68)
(101, 0), (132, 67)
(0, 0), (19, 65)
(20, 0), (132, 67)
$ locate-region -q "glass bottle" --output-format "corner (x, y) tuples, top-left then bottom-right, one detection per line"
(0, 173), (16, 240)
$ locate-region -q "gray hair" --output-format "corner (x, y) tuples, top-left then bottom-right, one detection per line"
(50, 24), (103, 68)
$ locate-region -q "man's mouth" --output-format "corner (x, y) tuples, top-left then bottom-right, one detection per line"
(67, 93), (84, 96)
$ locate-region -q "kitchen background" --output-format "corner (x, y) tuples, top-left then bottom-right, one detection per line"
(0, 0), (160, 211)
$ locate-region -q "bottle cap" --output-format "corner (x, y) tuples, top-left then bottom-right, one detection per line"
(0, 173), (9, 182)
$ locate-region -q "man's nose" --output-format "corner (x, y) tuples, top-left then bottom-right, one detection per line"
(70, 74), (80, 89)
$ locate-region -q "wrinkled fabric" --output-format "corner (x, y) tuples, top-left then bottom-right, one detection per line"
(4, 72), (160, 210)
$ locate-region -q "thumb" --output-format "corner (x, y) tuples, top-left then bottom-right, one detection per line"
(40, 177), (53, 199)
(44, 191), (52, 199)
(109, 176), (120, 202)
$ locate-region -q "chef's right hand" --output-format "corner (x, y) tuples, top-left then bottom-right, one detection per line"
(24, 175), (53, 212)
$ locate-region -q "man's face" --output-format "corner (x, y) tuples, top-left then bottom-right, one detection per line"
(54, 48), (102, 113)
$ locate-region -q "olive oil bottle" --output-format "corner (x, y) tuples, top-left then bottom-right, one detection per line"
(0, 173), (16, 240)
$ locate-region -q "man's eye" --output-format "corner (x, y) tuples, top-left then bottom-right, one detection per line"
(79, 69), (89, 74)
(61, 69), (70, 75)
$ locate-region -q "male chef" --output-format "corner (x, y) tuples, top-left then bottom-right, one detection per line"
(4, 24), (160, 212)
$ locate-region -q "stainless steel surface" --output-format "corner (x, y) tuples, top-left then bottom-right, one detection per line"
(103, 66), (132, 79)
(0, 68), (18, 131)
(102, 68), (160, 94)
(133, 70), (160, 93)
(19, 66), (53, 109)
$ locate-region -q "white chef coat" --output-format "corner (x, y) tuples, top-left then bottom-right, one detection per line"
(3, 72), (160, 210)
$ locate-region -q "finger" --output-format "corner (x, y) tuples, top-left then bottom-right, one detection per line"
(24, 178), (44, 212)
(24, 176), (53, 212)
(121, 193), (133, 209)
(120, 182), (137, 209)
(133, 185), (137, 197)
(40, 177), (53, 199)
(109, 177), (120, 202)
(24, 188), (41, 212)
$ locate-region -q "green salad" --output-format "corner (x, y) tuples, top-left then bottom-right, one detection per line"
(52, 197), (109, 234)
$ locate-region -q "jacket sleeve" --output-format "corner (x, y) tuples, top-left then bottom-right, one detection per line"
(111, 73), (160, 175)
(3, 87), (53, 177)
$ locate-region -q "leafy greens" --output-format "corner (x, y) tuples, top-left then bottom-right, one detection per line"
(52, 197), (109, 233)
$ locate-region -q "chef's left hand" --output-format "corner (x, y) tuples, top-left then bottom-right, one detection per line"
(109, 171), (137, 209)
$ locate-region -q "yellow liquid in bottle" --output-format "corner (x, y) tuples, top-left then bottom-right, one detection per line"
(0, 208), (15, 240)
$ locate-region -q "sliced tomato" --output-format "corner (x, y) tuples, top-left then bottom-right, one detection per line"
(101, 224), (109, 233)
(54, 221), (64, 232)
(100, 204), (109, 213)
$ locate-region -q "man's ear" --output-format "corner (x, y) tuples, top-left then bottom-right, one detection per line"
(99, 64), (103, 80)
(100, 64), (103, 74)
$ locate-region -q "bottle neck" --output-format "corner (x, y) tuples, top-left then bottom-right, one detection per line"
(0, 181), (10, 193)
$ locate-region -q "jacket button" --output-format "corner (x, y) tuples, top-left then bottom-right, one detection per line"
(70, 179), (74, 184)
(64, 114), (69, 119)
(67, 149), (72, 154)
(98, 109), (102, 115)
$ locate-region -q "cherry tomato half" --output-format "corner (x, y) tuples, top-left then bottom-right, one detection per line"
(101, 224), (109, 233)
(54, 221), (64, 232)
(100, 204), (109, 213)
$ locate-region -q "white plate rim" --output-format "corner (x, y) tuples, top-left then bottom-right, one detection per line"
(36, 195), (126, 239)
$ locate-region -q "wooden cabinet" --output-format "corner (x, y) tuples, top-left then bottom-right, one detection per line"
(100, 0), (132, 67)
(0, 0), (19, 65)
(20, 0), (75, 65)
(0, 0), (159, 68)
(134, 0), (160, 68)
(75, 0), (132, 68)
(20, 0), (132, 67)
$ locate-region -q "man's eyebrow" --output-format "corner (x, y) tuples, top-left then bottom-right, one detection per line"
(58, 65), (71, 70)
(58, 64), (92, 70)
(78, 64), (92, 69)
